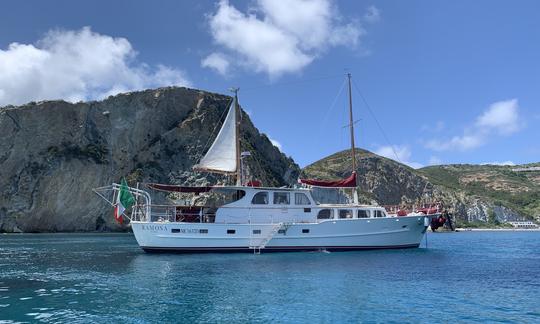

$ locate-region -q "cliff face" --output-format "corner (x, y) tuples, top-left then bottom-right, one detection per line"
(0, 87), (299, 232)
(420, 164), (540, 223)
(302, 149), (540, 225)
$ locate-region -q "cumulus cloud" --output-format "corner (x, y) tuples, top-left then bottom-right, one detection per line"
(201, 52), (230, 75)
(476, 99), (520, 135)
(426, 99), (521, 152)
(0, 27), (190, 106)
(374, 145), (423, 169)
(203, 0), (368, 77)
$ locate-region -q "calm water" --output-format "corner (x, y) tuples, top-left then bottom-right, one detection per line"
(1, 232), (539, 323)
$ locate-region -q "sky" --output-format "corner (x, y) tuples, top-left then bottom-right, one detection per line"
(1, 0), (539, 168)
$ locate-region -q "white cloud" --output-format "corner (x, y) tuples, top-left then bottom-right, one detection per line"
(426, 133), (485, 151)
(374, 145), (423, 169)
(204, 0), (368, 78)
(0, 27), (190, 106)
(425, 99), (521, 152)
(476, 99), (520, 135)
(201, 52), (230, 75)
(481, 161), (516, 166)
(269, 138), (282, 151)
(364, 5), (381, 23)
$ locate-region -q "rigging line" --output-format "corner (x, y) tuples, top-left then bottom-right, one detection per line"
(240, 74), (343, 92)
(351, 80), (403, 164)
(321, 77), (347, 128)
(251, 141), (267, 183)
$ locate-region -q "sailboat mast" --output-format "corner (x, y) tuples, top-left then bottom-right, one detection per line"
(347, 73), (356, 174)
(233, 88), (242, 186)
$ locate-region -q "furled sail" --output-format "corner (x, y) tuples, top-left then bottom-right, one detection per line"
(146, 183), (213, 194)
(299, 171), (357, 188)
(193, 97), (237, 173)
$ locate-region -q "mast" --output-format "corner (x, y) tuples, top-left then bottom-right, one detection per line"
(347, 73), (356, 174)
(348, 73), (359, 203)
(231, 88), (242, 186)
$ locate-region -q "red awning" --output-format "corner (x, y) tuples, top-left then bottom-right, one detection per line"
(299, 172), (357, 188)
(146, 183), (214, 193)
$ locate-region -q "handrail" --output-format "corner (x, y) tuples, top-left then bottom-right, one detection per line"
(93, 183), (152, 221)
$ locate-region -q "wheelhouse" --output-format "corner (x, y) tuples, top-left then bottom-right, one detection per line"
(127, 185), (393, 224)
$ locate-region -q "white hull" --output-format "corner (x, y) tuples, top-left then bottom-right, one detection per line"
(131, 215), (431, 253)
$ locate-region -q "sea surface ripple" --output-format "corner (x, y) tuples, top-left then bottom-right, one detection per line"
(0, 232), (539, 323)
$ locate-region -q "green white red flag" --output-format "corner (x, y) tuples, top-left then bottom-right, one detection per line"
(114, 178), (135, 224)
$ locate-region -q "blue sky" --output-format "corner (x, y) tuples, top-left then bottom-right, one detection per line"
(1, 0), (539, 168)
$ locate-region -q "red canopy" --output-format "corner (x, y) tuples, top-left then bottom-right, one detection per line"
(146, 183), (213, 194)
(299, 172), (357, 188)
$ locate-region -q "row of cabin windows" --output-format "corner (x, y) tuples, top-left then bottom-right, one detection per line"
(317, 209), (386, 219)
(251, 192), (311, 206)
(172, 229), (311, 235)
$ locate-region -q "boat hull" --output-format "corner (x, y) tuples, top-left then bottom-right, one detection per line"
(131, 215), (431, 253)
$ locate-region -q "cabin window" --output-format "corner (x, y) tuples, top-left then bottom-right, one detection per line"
(302, 229), (310, 234)
(278, 229), (286, 234)
(171, 228), (180, 233)
(295, 193), (311, 205)
(273, 192), (290, 205)
(227, 229), (236, 234)
(357, 210), (370, 218)
(251, 192), (269, 205)
(253, 229), (261, 234)
(317, 209), (334, 219)
(199, 229), (208, 234)
(374, 210), (385, 218)
(234, 190), (246, 200)
(339, 209), (353, 219)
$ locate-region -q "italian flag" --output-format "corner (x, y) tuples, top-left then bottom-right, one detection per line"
(114, 178), (135, 224)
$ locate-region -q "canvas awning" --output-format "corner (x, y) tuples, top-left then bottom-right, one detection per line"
(299, 172), (357, 188)
(146, 183), (214, 194)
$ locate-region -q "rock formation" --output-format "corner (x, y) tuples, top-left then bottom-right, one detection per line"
(0, 87), (299, 232)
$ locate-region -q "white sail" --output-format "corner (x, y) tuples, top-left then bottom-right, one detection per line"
(193, 97), (237, 173)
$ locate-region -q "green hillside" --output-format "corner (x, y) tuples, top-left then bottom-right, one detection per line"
(419, 164), (540, 219)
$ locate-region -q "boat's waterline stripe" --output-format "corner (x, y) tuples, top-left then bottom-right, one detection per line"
(140, 244), (421, 252)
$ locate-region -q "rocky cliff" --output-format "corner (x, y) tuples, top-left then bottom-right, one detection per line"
(0, 87), (299, 232)
(302, 149), (540, 225)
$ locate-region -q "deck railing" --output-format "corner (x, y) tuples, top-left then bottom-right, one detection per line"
(131, 204), (217, 223)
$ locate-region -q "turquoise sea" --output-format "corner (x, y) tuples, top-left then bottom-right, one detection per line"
(1, 231), (539, 323)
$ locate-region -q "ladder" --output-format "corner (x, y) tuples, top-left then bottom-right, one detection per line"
(250, 222), (286, 254)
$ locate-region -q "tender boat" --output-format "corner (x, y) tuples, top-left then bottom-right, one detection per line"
(94, 74), (440, 253)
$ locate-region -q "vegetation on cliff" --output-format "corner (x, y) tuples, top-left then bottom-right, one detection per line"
(419, 164), (540, 220)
